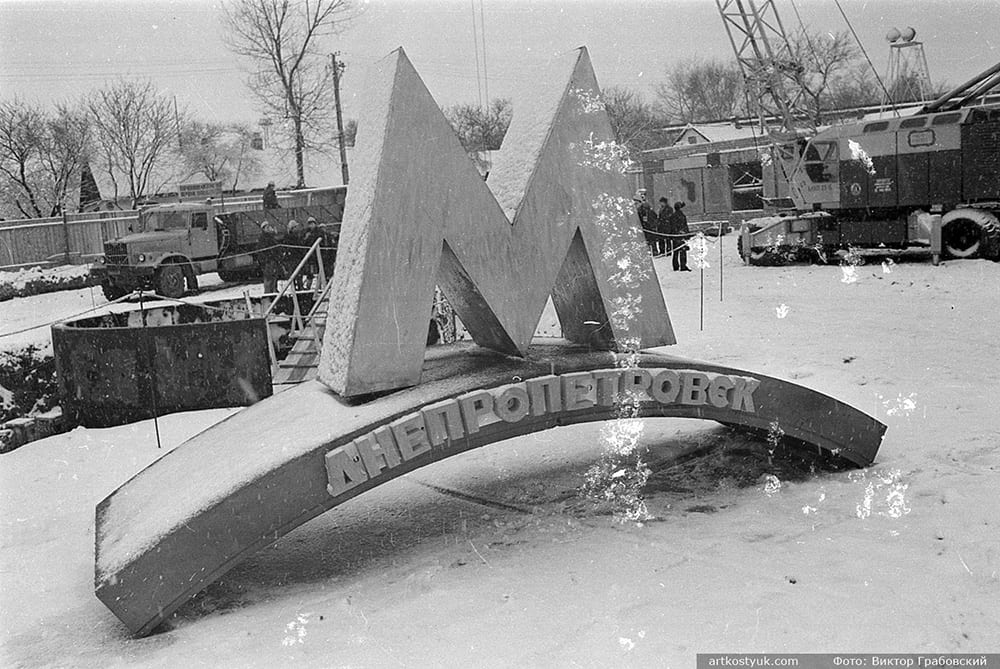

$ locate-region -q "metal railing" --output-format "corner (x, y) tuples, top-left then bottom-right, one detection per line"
(260, 237), (334, 374)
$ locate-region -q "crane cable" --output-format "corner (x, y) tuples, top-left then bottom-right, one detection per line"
(787, 0), (822, 75)
(470, 0), (484, 109)
(470, 0), (492, 157)
(479, 0), (490, 108)
(831, 0), (896, 111)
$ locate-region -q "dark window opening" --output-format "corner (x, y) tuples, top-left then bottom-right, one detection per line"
(931, 112), (961, 126)
(900, 117), (927, 129)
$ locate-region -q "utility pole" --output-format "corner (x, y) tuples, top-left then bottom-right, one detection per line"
(330, 53), (350, 185)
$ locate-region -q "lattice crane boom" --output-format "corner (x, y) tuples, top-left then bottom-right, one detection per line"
(715, 0), (808, 135)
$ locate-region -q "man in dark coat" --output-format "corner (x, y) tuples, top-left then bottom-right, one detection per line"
(635, 191), (656, 256)
(262, 181), (279, 209)
(668, 201), (691, 271)
(283, 219), (309, 288)
(655, 197), (671, 257)
(256, 222), (280, 292)
(301, 216), (327, 289)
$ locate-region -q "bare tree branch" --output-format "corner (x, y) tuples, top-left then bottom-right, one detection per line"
(86, 79), (180, 208)
(223, 0), (359, 187)
(442, 98), (512, 154)
(654, 58), (746, 123)
(602, 86), (671, 158)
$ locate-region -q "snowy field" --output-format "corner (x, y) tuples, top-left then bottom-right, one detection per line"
(1, 236), (998, 667)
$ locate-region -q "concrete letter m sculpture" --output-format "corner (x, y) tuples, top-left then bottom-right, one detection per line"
(94, 48), (885, 636)
(318, 47), (674, 396)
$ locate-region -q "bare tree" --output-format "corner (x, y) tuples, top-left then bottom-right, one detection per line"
(179, 120), (261, 191)
(602, 86), (671, 158)
(442, 98), (512, 154)
(0, 98), (46, 218)
(224, 0), (358, 187)
(788, 29), (869, 125)
(87, 80), (179, 208)
(41, 103), (92, 215)
(654, 58), (746, 123)
(825, 63), (882, 112)
(0, 98), (92, 218)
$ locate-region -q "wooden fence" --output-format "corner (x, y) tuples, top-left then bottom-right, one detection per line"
(0, 187), (345, 270)
(0, 211), (136, 270)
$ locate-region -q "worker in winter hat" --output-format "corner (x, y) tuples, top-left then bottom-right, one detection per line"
(256, 222), (280, 292)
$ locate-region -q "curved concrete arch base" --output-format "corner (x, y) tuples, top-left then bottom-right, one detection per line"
(95, 341), (885, 636)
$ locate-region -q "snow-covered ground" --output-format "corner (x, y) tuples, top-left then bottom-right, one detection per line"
(2, 237), (999, 667)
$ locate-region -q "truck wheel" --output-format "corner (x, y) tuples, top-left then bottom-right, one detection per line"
(101, 280), (128, 301)
(943, 218), (983, 258)
(156, 265), (185, 298)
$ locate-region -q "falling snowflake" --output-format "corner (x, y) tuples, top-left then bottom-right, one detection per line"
(848, 139), (876, 176)
(766, 419), (785, 464)
(689, 232), (712, 269)
(579, 187), (657, 524)
(570, 86), (606, 113)
(762, 474), (782, 496)
(577, 132), (634, 174)
(882, 258), (895, 274)
(856, 481), (874, 519)
(881, 392), (917, 417)
(281, 612), (312, 646)
(852, 469), (911, 520)
(619, 637), (636, 652)
(775, 303), (790, 319)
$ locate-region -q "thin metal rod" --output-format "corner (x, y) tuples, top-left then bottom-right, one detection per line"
(138, 290), (162, 449)
(700, 267), (705, 331)
(719, 221), (724, 301)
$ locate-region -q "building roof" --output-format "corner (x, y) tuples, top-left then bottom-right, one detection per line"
(675, 122), (761, 144)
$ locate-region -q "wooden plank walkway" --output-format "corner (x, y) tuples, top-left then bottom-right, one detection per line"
(272, 294), (327, 389)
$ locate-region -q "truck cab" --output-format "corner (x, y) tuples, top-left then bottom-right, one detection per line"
(95, 203), (220, 300)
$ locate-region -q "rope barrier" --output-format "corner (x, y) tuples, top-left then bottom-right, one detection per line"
(139, 293), (249, 314)
(0, 290), (136, 339)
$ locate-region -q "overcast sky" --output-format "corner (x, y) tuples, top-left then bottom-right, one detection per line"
(1, 0), (998, 127)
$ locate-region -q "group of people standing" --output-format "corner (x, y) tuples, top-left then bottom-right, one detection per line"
(635, 190), (691, 272)
(256, 217), (332, 293)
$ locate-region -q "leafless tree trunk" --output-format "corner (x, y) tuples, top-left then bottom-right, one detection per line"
(0, 99), (92, 218)
(0, 99), (46, 218)
(788, 29), (865, 126)
(223, 0), (358, 188)
(654, 59), (746, 123)
(40, 103), (92, 216)
(86, 80), (179, 208)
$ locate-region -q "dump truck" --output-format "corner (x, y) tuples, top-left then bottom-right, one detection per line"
(94, 193), (344, 300)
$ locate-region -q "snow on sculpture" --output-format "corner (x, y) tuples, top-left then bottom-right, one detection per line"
(318, 47), (673, 396)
